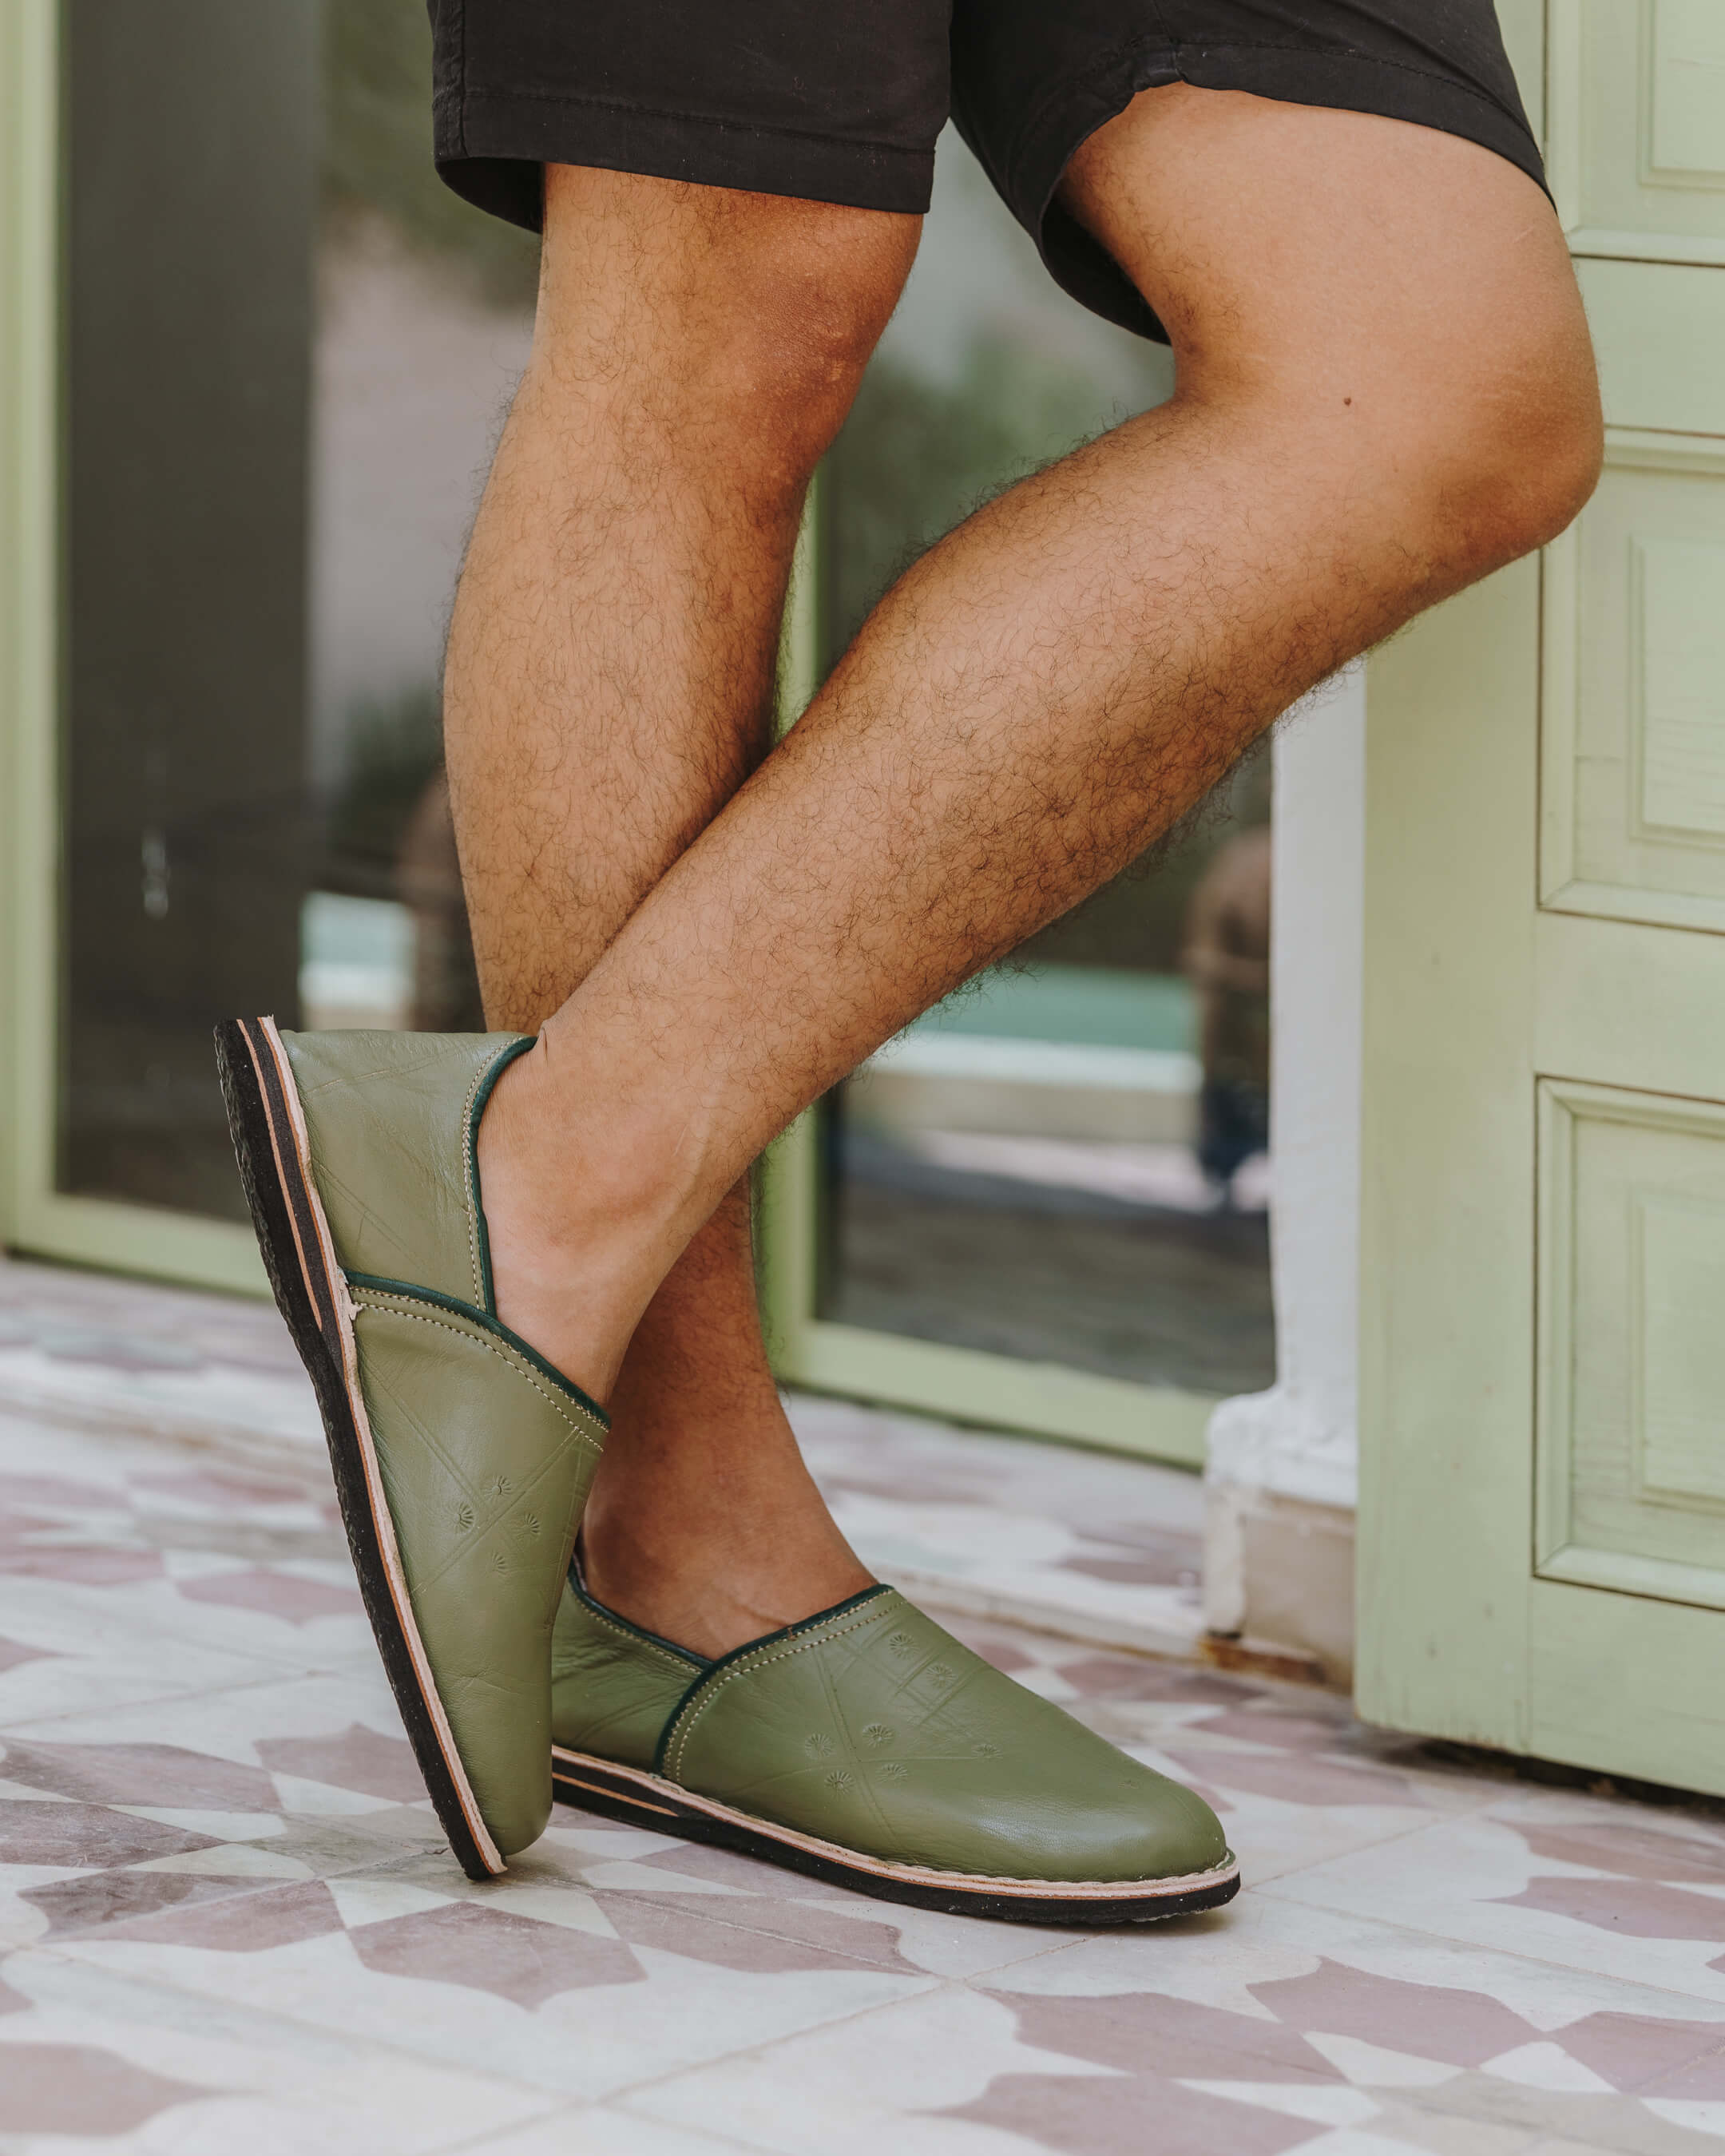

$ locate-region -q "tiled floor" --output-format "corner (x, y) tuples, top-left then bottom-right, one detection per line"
(6, 1260), (1725, 2152)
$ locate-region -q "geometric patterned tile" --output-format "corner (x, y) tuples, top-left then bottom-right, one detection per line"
(0, 1737), (281, 1812)
(0, 2041), (215, 2135)
(1507, 1823), (1725, 1892)
(0, 1799), (219, 1869)
(13, 1255), (1725, 2154)
(950, 2070), (1325, 2154)
(347, 1901), (644, 2004)
(176, 1568), (364, 1623)
(95, 1877), (347, 1953)
(20, 1867), (270, 1940)
(1495, 1879), (1725, 1949)
(254, 1727), (426, 1803)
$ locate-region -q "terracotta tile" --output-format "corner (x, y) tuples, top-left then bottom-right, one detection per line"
(1056, 1658), (1257, 1706)
(598, 1888), (923, 1976)
(958, 1634), (1039, 1676)
(0, 1612), (279, 1727)
(256, 1724), (428, 1802)
(989, 1984), (1342, 2083)
(946, 2071), (1323, 2155)
(349, 1900), (645, 2004)
(97, 1877), (345, 1952)
(1057, 1556), (1192, 1588)
(0, 1471), (119, 1511)
(629, 1841), (855, 1900)
(569, 1839), (1077, 1984)
(0, 1800), (218, 1869)
(131, 1467), (315, 1510)
(1639, 2100), (1725, 2148)
(0, 1944), (577, 2149)
(176, 1568), (364, 1623)
(27, 1259), (1725, 2150)
(40, 1330), (204, 1373)
(629, 1984), (1074, 2152)
(1555, 2011), (1725, 2098)
(1199, 1707), (1363, 1754)
(1405, 2073), (1723, 2154)
(21, 1869), (264, 1940)
(1356, 2105), (1544, 2155)
(1495, 1878), (1725, 1948)
(1511, 1822), (1725, 1890)
(1250, 1959), (1537, 2067)
(0, 1736), (280, 1812)
(0, 2039), (213, 2134)
(1168, 1747), (1422, 1810)
(0, 1537), (165, 1586)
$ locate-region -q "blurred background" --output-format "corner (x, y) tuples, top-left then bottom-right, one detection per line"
(58, 0), (1271, 1421)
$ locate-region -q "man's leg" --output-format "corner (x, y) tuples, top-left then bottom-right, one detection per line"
(444, 165), (917, 1653)
(478, 89), (1601, 1651)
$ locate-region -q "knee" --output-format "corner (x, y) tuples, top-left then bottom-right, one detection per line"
(1429, 323), (1604, 577)
(537, 165), (918, 460)
(1224, 265), (1603, 596)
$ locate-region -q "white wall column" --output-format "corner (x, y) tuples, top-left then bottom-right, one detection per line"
(1204, 664), (1366, 1683)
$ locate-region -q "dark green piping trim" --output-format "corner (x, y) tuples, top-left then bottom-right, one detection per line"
(566, 1552), (709, 1671)
(466, 1035), (535, 1319)
(652, 1583), (893, 1778)
(346, 1269), (609, 1429)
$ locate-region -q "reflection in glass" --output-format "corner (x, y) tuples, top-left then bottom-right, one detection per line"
(816, 134), (1274, 1398)
(58, 22), (1272, 1402)
(61, 0), (526, 1219)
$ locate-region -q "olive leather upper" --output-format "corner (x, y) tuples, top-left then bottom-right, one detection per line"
(282, 1028), (607, 1860)
(283, 1030), (525, 1304)
(551, 1577), (1230, 1884)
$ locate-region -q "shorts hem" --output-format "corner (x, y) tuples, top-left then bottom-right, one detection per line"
(437, 87), (937, 232)
(1006, 41), (1549, 341)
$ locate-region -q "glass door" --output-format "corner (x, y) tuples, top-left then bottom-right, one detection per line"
(2, 0), (533, 1286)
(760, 133), (1274, 1465)
(2, 17), (1271, 1467)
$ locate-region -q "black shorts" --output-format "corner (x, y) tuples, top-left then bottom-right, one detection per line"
(429, 0), (1545, 340)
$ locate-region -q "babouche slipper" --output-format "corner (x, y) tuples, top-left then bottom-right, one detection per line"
(215, 1021), (608, 1880)
(549, 1563), (1239, 1924)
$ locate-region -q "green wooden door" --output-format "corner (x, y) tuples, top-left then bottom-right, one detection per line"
(1358, 2), (1725, 1793)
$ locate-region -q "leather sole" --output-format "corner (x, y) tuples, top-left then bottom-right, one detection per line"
(215, 1017), (505, 1881)
(551, 1746), (1240, 1925)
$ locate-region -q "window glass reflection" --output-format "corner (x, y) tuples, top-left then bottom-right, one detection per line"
(60, 0), (525, 1217)
(817, 133), (1274, 1397)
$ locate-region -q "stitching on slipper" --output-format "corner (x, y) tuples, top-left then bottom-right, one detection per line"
(460, 1057), (490, 1306)
(357, 1291), (605, 1452)
(577, 1600), (702, 1677)
(664, 1612), (884, 1780)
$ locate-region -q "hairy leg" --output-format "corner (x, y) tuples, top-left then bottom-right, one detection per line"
(479, 90), (1600, 1650)
(446, 165), (917, 1651)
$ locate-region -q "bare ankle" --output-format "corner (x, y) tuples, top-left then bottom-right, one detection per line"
(579, 1456), (874, 1660)
(474, 1049), (686, 1401)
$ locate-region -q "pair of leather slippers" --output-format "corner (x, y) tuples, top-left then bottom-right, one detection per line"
(216, 1019), (1239, 1924)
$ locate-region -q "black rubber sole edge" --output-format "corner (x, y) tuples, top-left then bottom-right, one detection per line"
(551, 1748), (1240, 1927)
(215, 1017), (502, 1881)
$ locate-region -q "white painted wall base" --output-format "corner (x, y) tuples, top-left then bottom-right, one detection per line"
(1204, 664), (1365, 1684)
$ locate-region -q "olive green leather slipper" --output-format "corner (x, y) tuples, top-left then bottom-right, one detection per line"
(549, 1565), (1238, 1924)
(215, 1019), (608, 1881)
